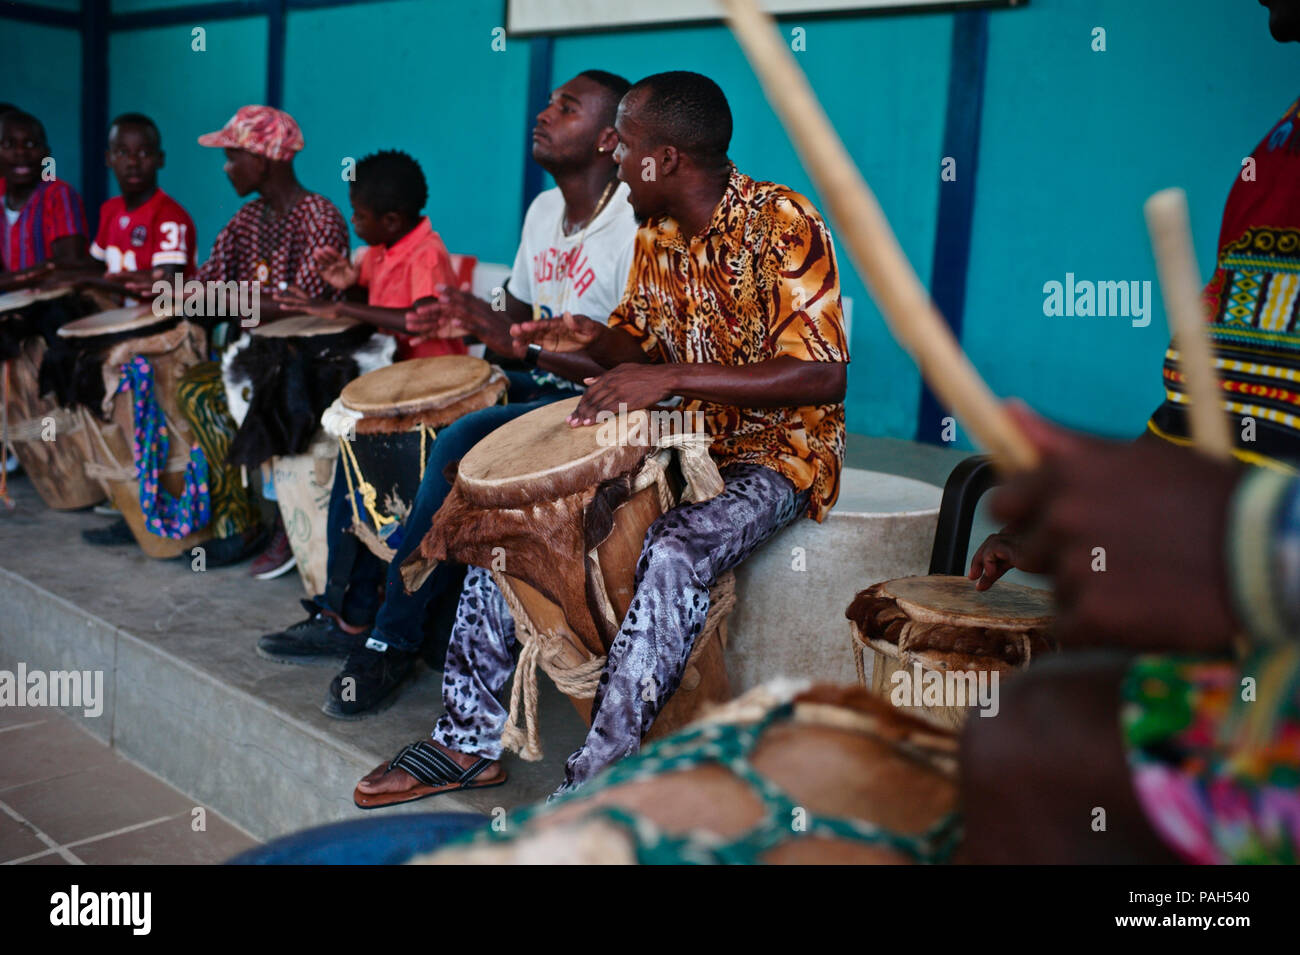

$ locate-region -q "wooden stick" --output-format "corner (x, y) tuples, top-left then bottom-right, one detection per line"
(1144, 188), (1232, 460)
(719, 0), (1037, 472)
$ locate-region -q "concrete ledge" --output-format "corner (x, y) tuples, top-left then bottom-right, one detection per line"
(0, 478), (586, 842)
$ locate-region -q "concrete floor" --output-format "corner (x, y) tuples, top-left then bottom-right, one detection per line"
(0, 706), (254, 864)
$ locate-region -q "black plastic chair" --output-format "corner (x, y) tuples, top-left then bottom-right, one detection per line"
(927, 454), (1000, 576)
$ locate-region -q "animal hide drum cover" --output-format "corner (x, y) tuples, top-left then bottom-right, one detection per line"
(0, 293), (99, 363)
(224, 325), (388, 469)
(419, 465), (650, 653)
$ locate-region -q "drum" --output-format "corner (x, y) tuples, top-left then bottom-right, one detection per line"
(58, 304), (212, 558)
(847, 574), (1056, 730)
(415, 395), (734, 757)
(0, 286), (106, 509)
(222, 314), (391, 469)
(326, 355), (507, 561)
(222, 314), (394, 595)
(413, 683), (960, 865)
(270, 435), (337, 597)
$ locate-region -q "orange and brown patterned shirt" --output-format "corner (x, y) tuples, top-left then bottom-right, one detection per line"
(608, 169), (848, 521)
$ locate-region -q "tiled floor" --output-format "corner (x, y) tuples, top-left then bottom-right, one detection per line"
(0, 705), (257, 865)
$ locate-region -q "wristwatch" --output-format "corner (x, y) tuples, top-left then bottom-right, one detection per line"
(525, 343), (542, 368)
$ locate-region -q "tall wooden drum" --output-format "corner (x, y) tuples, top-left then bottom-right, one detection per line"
(327, 355), (507, 561)
(0, 286), (106, 509)
(416, 396), (734, 757)
(58, 305), (212, 558)
(848, 575), (1055, 729)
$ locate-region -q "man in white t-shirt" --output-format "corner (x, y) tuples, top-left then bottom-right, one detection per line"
(256, 70), (638, 722)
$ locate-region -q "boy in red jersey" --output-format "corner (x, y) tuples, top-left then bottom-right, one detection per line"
(91, 113), (196, 278)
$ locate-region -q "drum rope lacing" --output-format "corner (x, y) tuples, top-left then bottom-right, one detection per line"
(445, 699), (964, 865)
(495, 568), (736, 762)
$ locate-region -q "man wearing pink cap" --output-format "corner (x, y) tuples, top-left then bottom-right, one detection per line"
(175, 105), (349, 573)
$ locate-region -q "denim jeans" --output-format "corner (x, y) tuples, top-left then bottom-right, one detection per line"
(227, 812), (487, 864)
(315, 371), (575, 652)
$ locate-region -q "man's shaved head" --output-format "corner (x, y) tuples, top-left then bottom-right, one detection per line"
(623, 71), (731, 168)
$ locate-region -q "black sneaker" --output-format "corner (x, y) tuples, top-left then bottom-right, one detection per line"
(201, 524), (269, 569)
(256, 600), (368, 665)
(323, 642), (416, 719)
(82, 517), (135, 546)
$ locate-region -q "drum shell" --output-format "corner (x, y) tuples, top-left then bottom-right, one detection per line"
(77, 320), (213, 558)
(848, 575), (1055, 729)
(271, 434), (337, 597)
(5, 337), (105, 509)
(344, 373), (507, 561)
(489, 458), (731, 742)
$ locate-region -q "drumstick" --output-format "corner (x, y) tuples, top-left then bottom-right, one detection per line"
(719, 0), (1037, 472)
(1144, 188), (1232, 461)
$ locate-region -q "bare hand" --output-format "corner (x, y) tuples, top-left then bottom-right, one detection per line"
(968, 532), (1030, 591)
(571, 364), (675, 426)
(511, 311), (603, 354)
(270, 285), (339, 319)
(406, 289), (479, 341)
(989, 402), (1241, 653)
(312, 246), (358, 290)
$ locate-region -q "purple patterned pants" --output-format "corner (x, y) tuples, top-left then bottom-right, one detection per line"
(430, 463), (810, 792)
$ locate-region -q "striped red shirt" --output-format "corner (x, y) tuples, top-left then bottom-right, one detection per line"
(0, 178), (89, 271)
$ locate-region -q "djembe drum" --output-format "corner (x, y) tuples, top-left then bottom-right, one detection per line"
(222, 314), (394, 595)
(414, 683), (960, 865)
(0, 285), (106, 509)
(847, 575), (1055, 730)
(411, 395), (734, 759)
(58, 304), (212, 558)
(324, 355), (507, 561)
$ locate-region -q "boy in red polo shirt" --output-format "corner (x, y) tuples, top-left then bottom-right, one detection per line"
(274, 150), (463, 358)
(91, 113), (196, 277)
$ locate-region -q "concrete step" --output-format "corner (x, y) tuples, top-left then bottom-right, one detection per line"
(0, 475), (586, 843)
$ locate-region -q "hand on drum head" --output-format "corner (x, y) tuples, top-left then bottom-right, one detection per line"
(968, 532), (1032, 591)
(270, 285), (340, 320)
(989, 402), (1241, 654)
(572, 363), (676, 426)
(510, 311), (604, 354)
(117, 267), (167, 299)
(312, 246), (359, 291)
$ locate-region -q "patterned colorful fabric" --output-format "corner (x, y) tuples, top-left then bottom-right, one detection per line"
(115, 355), (211, 539)
(1149, 96), (1300, 466)
(356, 216), (465, 360)
(176, 362), (259, 540)
(442, 700), (961, 865)
(195, 192), (347, 299)
(197, 105), (304, 161)
(92, 189), (197, 272)
(0, 178), (88, 272)
(608, 168), (848, 522)
(1121, 648), (1300, 864)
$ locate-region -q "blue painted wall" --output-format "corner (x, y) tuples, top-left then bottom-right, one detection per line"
(3, 0), (1297, 445)
(0, 22), (83, 199)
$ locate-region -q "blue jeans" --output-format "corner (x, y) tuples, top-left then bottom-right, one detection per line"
(227, 812), (487, 864)
(315, 371), (575, 652)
